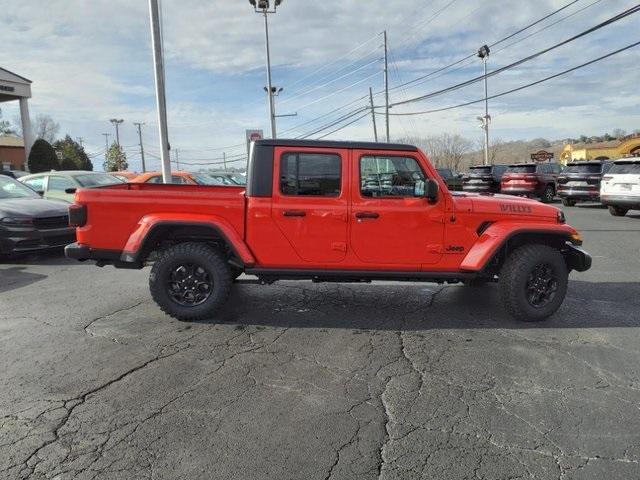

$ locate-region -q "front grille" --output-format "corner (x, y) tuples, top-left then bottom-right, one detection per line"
(44, 234), (76, 246)
(33, 216), (69, 230)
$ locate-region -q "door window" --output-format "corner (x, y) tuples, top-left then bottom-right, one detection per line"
(23, 177), (45, 191)
(360, 155), (425, 198)
(48, 176), (76, 192)
(280, 152), (341, 196)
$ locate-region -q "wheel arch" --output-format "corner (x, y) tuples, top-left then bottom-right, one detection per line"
(122, 214), (255, 267)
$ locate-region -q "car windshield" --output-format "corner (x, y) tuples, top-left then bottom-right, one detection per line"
(192, 174), (229, 186)
(609, 162), (640, 174)
(75, 173), (123, 187)
(564, 164), (602, 174)
(507, 165), (536, 173)
(0, 175), (39, 199)
(469, 166), (491, 174)
(228, 174), (246, 185)
(436, 168), (453, 179)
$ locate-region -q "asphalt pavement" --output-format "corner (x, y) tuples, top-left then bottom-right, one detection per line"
(1, 204), (639, 480)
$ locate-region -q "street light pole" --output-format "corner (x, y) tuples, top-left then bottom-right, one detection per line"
(102, 133), (110, 164)
(250, 0), (283, 139)
(134, 122), (146, 172)
(478, 45), (491, 165)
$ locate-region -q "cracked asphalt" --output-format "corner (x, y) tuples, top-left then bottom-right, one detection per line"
(1, 205), (639, 480)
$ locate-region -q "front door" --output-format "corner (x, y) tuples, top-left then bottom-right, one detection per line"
(271, 147), (349, 264)
(350, 151), (445, 266)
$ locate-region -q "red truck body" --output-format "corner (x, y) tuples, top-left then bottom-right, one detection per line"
(67, 140), (591, 322)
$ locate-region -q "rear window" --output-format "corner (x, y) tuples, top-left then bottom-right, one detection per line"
(564, 164), (602, 174)
(75, 173), (123, 187)
(507, 165), (536, 174)
(436, 168), (453, 179)
(280, 152), (341, 196)
(609, 162), (640, 175)
(469, 166), (491, 174)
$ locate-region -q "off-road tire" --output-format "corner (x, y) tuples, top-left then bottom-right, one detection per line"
(608, 205), (628, 217)
(499, 244), (568, 322)
(149, 242), (232, 321)
(541, 185), (555, 204)
(561, 198), (576, 207)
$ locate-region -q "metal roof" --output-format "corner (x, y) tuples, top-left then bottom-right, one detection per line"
(0, 135), (24, 148)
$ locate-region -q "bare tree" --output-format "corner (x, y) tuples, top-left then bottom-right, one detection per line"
(611, 128), (627, 139)
(34, 114), (60, 143)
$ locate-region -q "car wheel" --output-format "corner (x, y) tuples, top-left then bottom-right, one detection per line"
(608, 206), (628, 217)
(541, 185), (555, 203)
(149, 242), (232, 321)
(499, 244), (568, 322)
(561, 198), (576, 207)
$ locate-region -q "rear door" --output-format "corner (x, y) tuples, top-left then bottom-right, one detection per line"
(271, 147), (349, 263)
(350, 150), (445, 266)
(46, 175), (77, 202)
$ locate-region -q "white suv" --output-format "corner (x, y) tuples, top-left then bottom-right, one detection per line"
(600, 159), (640, 216)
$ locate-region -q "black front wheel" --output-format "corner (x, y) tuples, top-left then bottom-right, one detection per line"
(499, 244), (568, 322)
(149, 242), (232, 321)
(541, 185), (555, 204)
(561, 198), (576, 207)
(608, 205), (628, 217)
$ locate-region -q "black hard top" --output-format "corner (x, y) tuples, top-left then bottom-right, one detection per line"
(470, 164), (509, 168)
(613, 158), (640, 164)
(255, 139), (418, 152)
(567, 160), (609, 165)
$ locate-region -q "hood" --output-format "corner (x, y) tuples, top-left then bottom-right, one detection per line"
(0, 198), (69, 219)
(451, 192), (559, 220)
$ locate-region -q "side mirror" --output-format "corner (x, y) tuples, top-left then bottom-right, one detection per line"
(65, 188), (77, 194)
(425, 179), (439, 203)
(36, 190), (45, 196)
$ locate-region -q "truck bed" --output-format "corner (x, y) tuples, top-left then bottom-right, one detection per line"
(74, 183), (246, 251)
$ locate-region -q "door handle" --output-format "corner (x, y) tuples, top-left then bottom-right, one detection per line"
(355, 211), (379, 219)
(282, 210), (306, 217)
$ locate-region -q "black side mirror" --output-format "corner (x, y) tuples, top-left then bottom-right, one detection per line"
(36, 190), (45, 196)
(65, 188), (77, 194)
(425, 179), (439, 203)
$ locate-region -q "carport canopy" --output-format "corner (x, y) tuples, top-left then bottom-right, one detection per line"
(0, 67), (34, 159)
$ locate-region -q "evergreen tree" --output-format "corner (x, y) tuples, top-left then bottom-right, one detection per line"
(53, 135), (93, 171)
(28, 139), (59, 173)
(103, 142), (128, 172)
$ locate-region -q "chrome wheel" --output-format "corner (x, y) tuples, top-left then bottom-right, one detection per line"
(525, 263), (558, 308)
(167, 263), (212, 306)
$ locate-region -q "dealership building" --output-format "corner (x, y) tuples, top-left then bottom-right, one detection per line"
(0, 67), (34, 171)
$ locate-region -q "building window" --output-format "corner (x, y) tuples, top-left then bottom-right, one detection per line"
(280, 152), (341, 196)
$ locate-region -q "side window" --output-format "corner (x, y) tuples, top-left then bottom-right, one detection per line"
(551, 164), (561, 174)
(280, 152), (341, 196)
(146, 175), (161, 183)
(23, 177), (45, 191)
(48, 176), (76, 192)
(360, 155), (425, 198)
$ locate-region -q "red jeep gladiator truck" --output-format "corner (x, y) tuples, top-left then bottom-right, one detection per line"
(65, 139), (591, 322)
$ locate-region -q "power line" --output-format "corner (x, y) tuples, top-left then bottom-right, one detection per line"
(390, 4), (640, 107)
(388, 0), (599, 93)
(317, 111), (371, 140)
(297, 106), (369, 139)
(387, 40), (640, 116)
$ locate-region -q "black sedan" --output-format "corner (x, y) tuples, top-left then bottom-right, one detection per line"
(0, 175), (75, 256)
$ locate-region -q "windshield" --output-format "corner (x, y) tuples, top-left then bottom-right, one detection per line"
(228, 174), (246, 185)
(75, 173), (123, 187)
(564, 164), (602, 174)
(192, 174), (229, 186)
(507, 165), (536, 174)
(469, 166), (491, 175)
(609, 162), (640, 174)
(0, 176), (39, 199)
(436, 168), (453, 179)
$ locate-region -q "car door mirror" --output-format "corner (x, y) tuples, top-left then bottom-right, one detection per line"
(65, 188), (77, 194)
(425, 178), (439, 203)
(36, 190), (44, 196)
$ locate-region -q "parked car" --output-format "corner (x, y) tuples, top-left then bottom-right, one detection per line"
(0, 170), (28, 179)
(131, 171), (240, 186)
(66, 139), (591, 323)
(206, 171), (247, 186)
(19, 171), (124, 203)
(501, 162), (562, 203)
(600, 159), (640, 216)
(436, 168), (463, 191)
(0, 175), (76, 256)
(557, 160), (612, 206)
(462, 164), (509, 193)
(109, 171), (138, 182)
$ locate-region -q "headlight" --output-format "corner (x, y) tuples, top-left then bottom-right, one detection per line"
(0, 217), (33, 226)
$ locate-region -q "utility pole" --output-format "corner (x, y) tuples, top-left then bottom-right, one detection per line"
(102, 133), (110, 164)
(76, 137), (84, 148)
(478, 44), (491, 165)
(223, 152), (227, 170)
(250, 0), (284, 139)
(383, 30), (390, 143)
(133, 122), (146, 172)
(109, 118), (124, 170)
(149, 0), (172, 183)
(369, 87), (378, 142)
(174, 149), (179, 170)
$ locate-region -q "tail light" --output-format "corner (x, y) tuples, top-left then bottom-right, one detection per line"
(68, 203), (87, 227)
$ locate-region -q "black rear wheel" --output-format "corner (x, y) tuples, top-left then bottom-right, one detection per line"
(561, 198), (576, 207)
(499, 244), (568, 322)
(608, 205), (628, 217)
(149, 242), (232, 321)
(541, 185), (555, 203)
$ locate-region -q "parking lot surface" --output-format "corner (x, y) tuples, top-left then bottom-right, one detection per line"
(1, 205), (639, 480)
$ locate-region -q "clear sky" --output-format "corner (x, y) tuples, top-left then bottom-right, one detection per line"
(1, 0), (638, 171)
